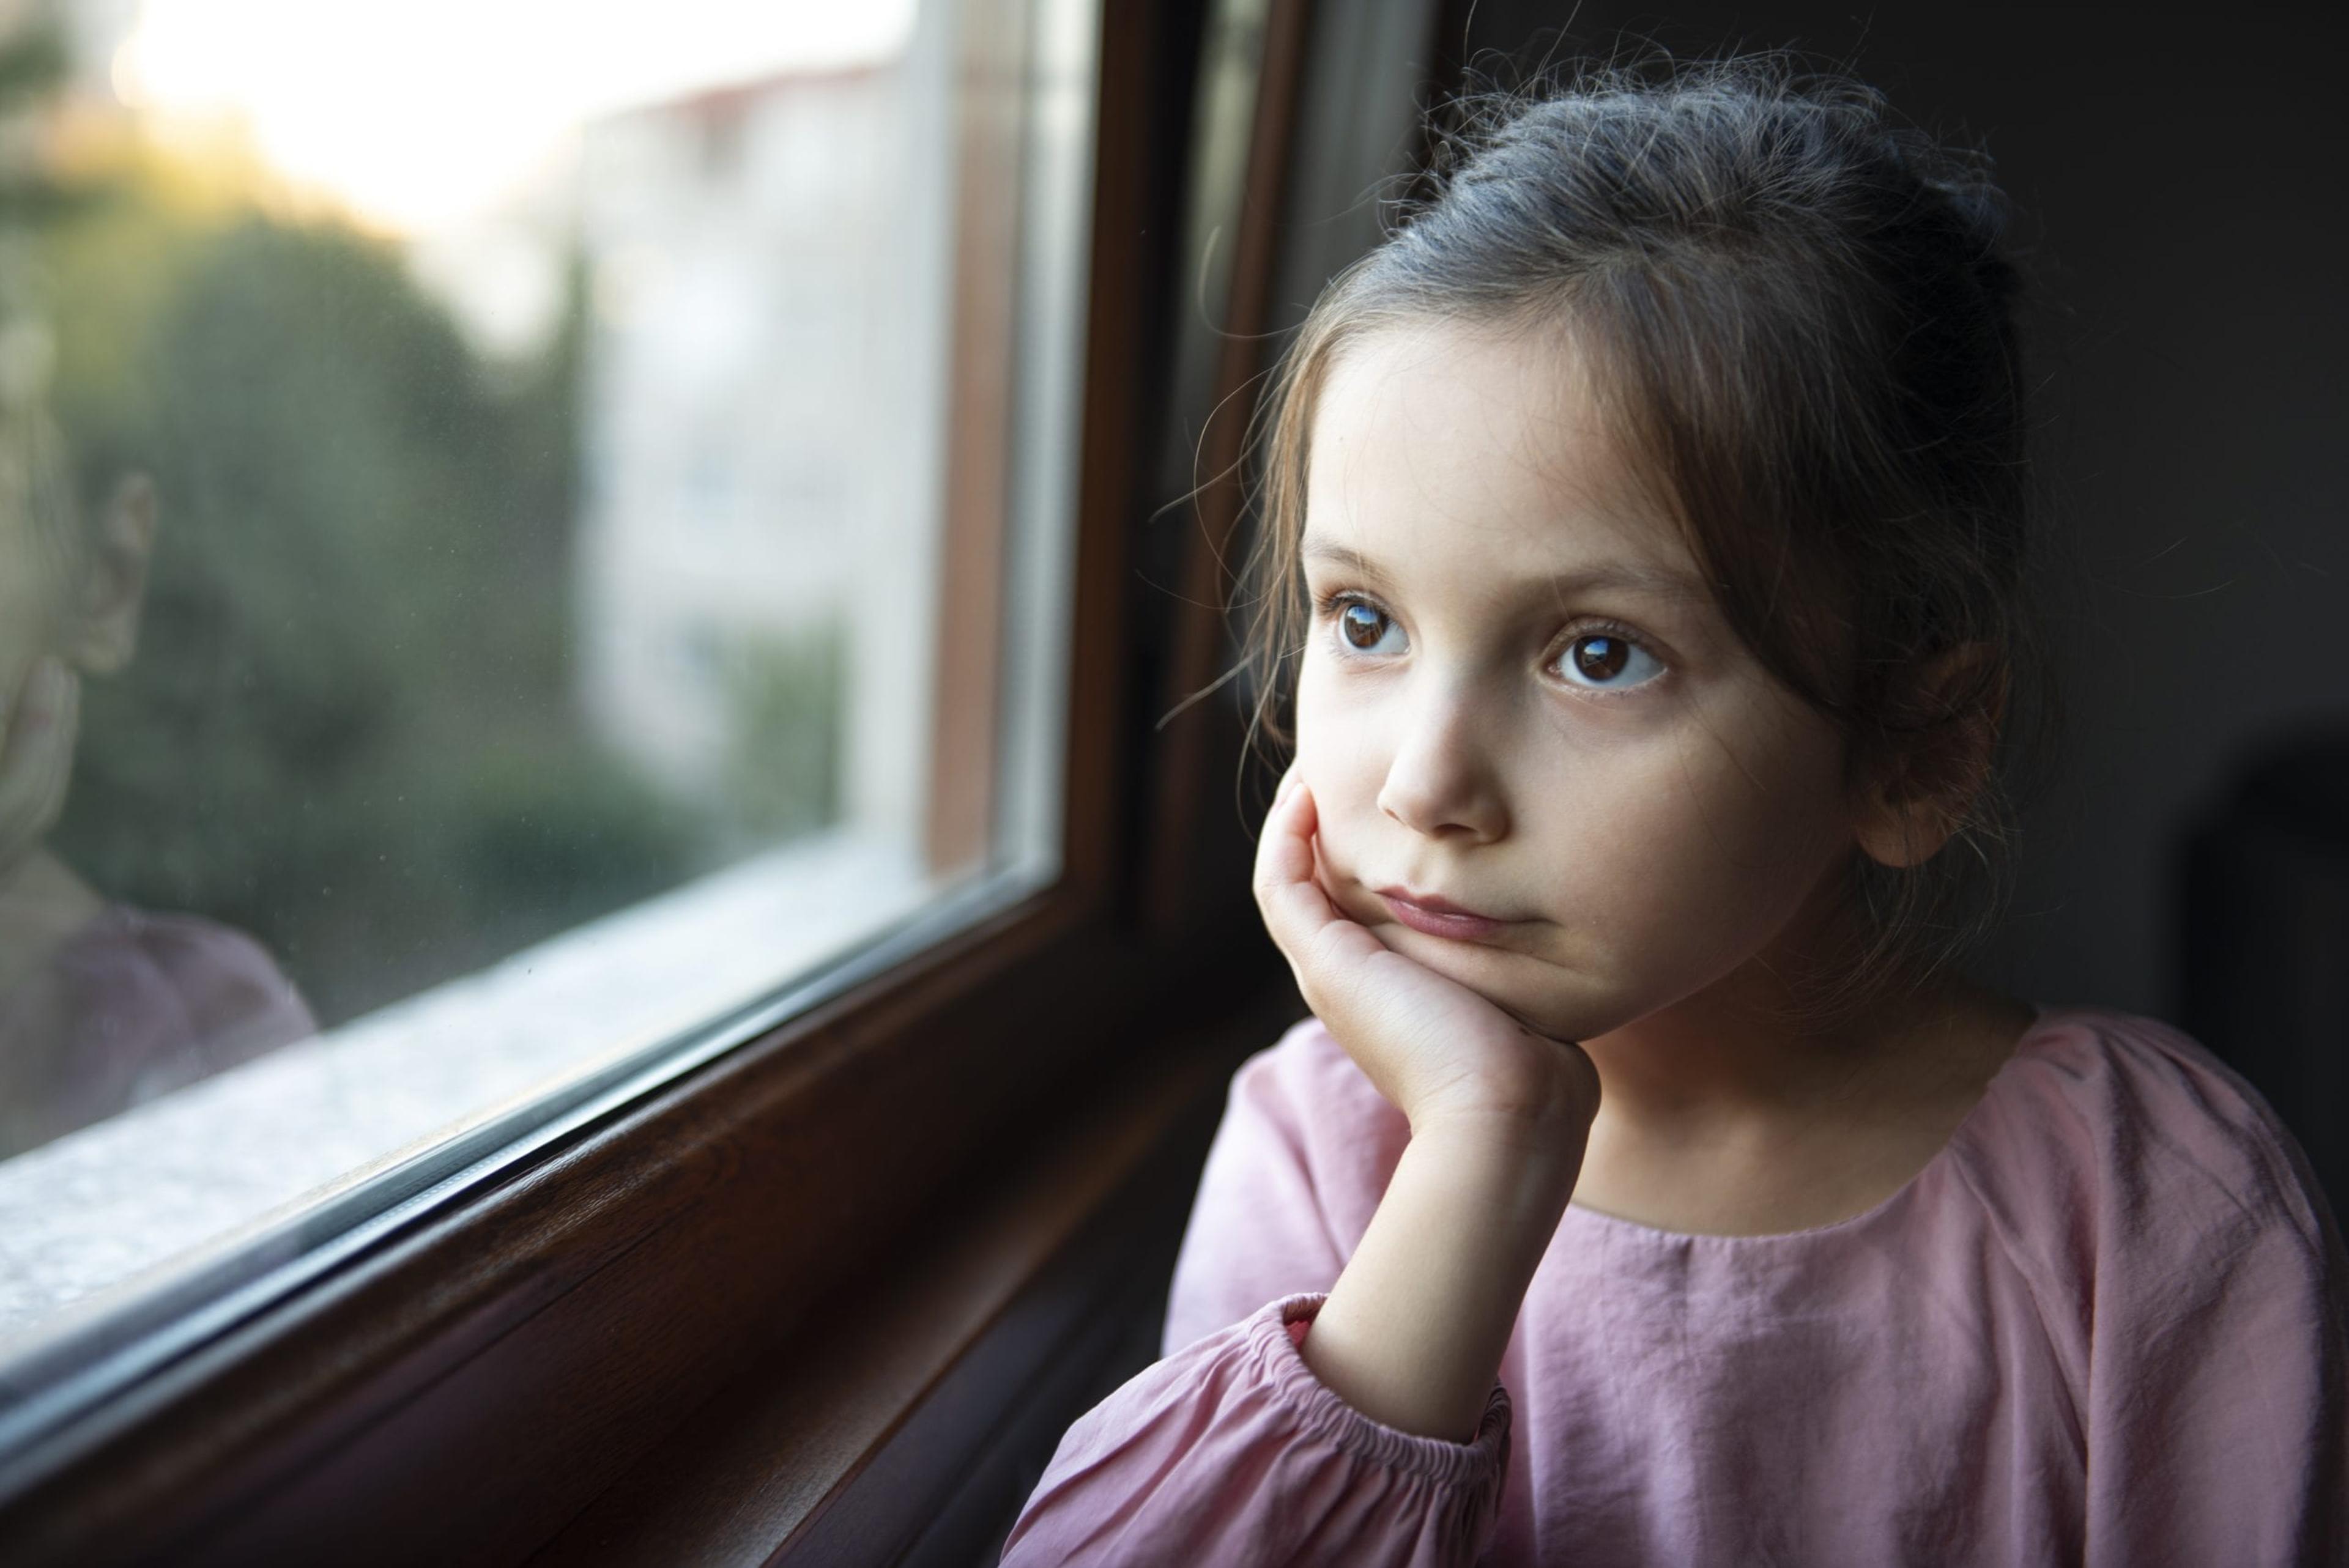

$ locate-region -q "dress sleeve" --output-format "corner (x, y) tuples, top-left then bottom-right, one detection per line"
(998, 1023), (1512, 1566)
(997, 1293), (1511, 1567)
(1988, 1016), (2349, 1567)
(1159, 1020), (1402, 1355)
(2082, 1099), (2349, 1567)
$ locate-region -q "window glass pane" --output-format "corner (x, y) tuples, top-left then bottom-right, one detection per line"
(0, 0), (1092, 1366)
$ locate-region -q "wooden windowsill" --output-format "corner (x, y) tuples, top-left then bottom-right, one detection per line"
(0, 864), (1285, 1565)
(530, 986), (1296, 1566)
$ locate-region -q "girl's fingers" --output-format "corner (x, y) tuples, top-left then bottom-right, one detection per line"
(31, 666), (79, 838)
(0, 661), (66, 868)
(0, 658), (84, 892)
(1253, 775), (1336, 951)
(1253, 778), (1390, 1013)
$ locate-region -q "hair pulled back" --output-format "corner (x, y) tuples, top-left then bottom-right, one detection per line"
(1240, 53), (2054, 1012)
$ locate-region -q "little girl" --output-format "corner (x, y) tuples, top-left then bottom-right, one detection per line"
(999, 56), (2348, 1567)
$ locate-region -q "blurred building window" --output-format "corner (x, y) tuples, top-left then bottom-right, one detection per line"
(0, 0), (1091, 1361)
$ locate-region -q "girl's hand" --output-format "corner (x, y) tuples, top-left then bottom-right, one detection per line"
(0, 657), (78, 884)
(1253, 767), (1598, 1137)
(1254, 768), (1597, 1441)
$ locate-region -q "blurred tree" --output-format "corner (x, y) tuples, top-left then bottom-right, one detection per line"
(44, 184), (706, 1024)
(722, 624), (844, 843)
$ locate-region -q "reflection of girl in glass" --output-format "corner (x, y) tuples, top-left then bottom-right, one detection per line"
(1005, 57), (2346, 1564)
(0, 360), (314, 1161)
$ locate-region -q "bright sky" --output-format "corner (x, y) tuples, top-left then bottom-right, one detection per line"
(105, 0), (919, 234)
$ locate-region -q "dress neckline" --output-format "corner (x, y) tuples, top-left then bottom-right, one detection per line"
(1558, 1000), (2063, 1246)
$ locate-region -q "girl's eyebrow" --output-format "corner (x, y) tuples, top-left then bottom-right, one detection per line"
(1301, 539), (1395, 585)
(1300, 536), (1709, 603)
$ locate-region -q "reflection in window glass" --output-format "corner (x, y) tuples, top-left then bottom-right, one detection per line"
(0, 0), (1091, 1355)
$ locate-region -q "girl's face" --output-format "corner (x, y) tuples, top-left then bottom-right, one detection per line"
(1294, 319), (1864, 1044)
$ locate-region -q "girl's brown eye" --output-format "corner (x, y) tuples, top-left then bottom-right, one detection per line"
(1339, 602), (1394, 651)
(1572, 635), (1630, 681)
(1559, 633), (1661, 689)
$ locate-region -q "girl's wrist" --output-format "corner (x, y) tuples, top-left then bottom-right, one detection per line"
(1305, 1117), (1583, 1442)
(1408, 1051), (1600, 1156)
(1405, 1109), (1589, 1224)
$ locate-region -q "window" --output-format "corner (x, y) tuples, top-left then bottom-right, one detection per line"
(0, 0), (1091, 1444)
(0, 0), (1349, 1558)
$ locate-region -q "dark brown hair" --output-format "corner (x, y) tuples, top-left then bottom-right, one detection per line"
(1239, 53), (2055, 1011)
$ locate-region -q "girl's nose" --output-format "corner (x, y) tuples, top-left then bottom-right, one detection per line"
(1375, 680), (1510, 843)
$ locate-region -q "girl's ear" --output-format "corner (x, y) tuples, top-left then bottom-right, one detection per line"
(61, 473), (158, 676)
(1852, 643), (2005, 870)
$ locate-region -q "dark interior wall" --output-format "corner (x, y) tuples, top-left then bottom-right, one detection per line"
(1423, 3), (2349, 1020)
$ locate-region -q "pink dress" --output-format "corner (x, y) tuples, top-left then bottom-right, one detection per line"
(0, 904), (317, 1158)
(1001, 1007), (2348, 1565)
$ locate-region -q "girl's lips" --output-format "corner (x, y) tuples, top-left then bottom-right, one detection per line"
(1374, 887), (1505, 941)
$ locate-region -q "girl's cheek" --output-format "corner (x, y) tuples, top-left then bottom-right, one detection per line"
(1291, 684), (1381, 888)
(1592, 711), (1852, 963)
(1291, 657), (1357, 801)
(1295, 732), (1387, 849)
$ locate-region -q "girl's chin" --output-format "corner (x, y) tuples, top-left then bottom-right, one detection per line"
(1375, 925), (1631, 1043)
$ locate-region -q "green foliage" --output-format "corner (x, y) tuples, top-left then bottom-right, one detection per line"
(43, 203), (713, 1024)
(721, 626), (845, 844)
(0, 20), (89, 232)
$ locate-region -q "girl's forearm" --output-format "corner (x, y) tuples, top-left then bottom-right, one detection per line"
(1299, 1112), (1586, 1443)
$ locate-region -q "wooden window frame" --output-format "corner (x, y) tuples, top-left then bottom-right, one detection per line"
(925, 0), (1029, 877)
(0, 0), (1378, 1560)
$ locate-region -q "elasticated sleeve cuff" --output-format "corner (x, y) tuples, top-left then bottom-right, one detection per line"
(1259, 1292), (1513, 1485)
(1000, 1292), (1512, 1567)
